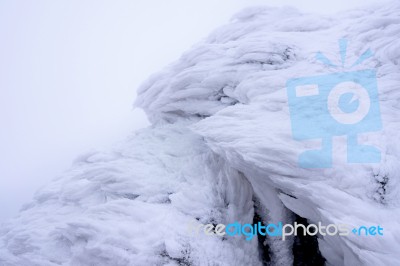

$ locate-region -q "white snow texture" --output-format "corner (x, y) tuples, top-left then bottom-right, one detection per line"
(1, 2), (400, 266)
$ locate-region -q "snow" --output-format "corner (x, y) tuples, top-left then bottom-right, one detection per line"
(1, 1), (400, 265)
(0, 123), (261, 265)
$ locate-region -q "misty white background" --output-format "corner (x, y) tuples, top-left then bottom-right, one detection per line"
(0, 0), (382, 222)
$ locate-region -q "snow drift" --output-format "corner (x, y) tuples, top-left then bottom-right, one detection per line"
(1, 2), (400, 265)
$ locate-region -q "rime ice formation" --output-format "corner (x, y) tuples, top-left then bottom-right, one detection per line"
(1, 2), (400, 266)
(0, 124), (262, 265)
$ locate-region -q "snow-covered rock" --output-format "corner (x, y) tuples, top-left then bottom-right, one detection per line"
(1, 1), (400, 265)
(0, 123), (261, 265)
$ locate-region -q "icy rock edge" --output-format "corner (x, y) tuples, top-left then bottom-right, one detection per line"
(1, 2), (400, 266)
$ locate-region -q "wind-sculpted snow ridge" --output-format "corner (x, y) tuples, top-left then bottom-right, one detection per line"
(137, 1), (400, 265)
(1, 2), (400, 266)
